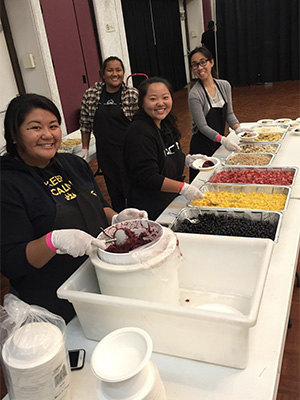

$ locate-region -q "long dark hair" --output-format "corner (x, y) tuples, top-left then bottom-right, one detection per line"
(4, 93), (61, 157)
(189, 46), (218, 78)
(138, 77), (181, 140)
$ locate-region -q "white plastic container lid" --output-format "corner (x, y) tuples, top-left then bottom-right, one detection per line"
(2, 322), (63, 369)
(91, 327), (153, 383)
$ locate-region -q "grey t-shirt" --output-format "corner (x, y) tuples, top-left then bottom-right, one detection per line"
(188, 79), (239, 141)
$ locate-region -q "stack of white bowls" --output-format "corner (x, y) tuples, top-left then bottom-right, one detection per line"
(2, 322), (71, 400)
(91, 327), (167, 400)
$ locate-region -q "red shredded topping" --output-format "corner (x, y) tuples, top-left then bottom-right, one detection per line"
(105, 227), (153, 253)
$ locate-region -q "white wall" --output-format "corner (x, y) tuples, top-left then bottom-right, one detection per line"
(178, 0), (191, 83)
(186, 0), (204, 51)
(0, 28), (19, 154)
(93, 0), (132, 78)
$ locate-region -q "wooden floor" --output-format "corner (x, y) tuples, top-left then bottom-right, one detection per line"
(1, 80), (300, 398)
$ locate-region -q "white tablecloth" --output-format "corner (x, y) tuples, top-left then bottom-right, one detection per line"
(3, 124), (300, 400)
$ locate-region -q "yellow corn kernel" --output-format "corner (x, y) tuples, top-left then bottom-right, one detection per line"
(190, 191), (286, 210)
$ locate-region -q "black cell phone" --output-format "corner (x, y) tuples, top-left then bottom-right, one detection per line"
(68, 349), (86, 371)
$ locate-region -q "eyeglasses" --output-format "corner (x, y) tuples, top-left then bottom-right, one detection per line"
(191, 59), (209, 70)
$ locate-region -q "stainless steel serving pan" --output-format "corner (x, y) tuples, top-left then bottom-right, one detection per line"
(247, 123), (289, 143)
(238, 142), (280, 155)
(190, 183), (291, 212)
(169, 207), (283, 242)
(224, 152), (275, 167)
(208, 166), (298, 187)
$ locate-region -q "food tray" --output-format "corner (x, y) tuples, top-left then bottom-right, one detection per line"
(248, 123), (289, 142)
(60, 138), (82, 153)
(169, 207), (283, 242)
(190, 183), (291, 212)
(208, 166), (298, 187)
(225, 152), (275, 166)
(238, 143), (280, 154)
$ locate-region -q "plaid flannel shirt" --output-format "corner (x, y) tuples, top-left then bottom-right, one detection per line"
(80, 81), (139, 134)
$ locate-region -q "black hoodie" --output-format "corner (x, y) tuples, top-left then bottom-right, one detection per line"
(124, 109), (185, 220)
(0, 153), (109, 322)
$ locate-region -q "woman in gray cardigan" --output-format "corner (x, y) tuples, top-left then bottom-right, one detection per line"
(188, 47), (242, 181)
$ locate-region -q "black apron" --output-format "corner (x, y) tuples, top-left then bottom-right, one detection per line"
(128, 128), (185, 221)
(12, 161), (108, 323)
(189, 80), (228, 182)
(93, 88), (131, 212)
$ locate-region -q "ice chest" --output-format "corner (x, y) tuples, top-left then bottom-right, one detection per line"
(57, 234), (274, 369)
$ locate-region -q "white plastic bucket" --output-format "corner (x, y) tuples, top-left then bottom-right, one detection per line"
(89, 228), (181, 305)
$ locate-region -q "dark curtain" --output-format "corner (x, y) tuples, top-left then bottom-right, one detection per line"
(216, 0), (300, 86)
(121, 0), (186, 91)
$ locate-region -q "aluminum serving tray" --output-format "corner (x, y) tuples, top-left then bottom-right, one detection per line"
(169, 207), (283, 242)
(224, 152), (275, 167)
(190, 183), (291, 212)
(238, 142), (280, 155)
(248, 123), (289, 143)
(208, 166), (298, 187)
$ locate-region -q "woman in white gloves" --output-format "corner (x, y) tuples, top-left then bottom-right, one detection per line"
(188, 46), (242, 181)
(0, 94), (146, 323)
(124, 77), (205, 220)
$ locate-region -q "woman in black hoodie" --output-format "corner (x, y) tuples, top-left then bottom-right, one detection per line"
(0, 94), (147, 322)
(124, 77), (205, 220)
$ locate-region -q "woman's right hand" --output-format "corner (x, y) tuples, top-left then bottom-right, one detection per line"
(220, 137), (241, 152)
(48, 229), (105, 257)
(180, 183), (205, 201)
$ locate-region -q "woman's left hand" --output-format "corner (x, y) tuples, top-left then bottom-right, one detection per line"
(112, 208), (148, 224)
(185, 154), (208, 167)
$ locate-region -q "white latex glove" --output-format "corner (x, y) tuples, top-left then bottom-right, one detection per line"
(112, 208), (148, 225)
(220, 136), (241, 152)
(51, 229), (105, 257)
(235, 126), (255, 135)
(185, 154), (208, 167)
(180, 183), (205, 201)
(76, 148), (89, 161)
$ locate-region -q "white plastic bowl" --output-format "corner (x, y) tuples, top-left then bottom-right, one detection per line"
(257, 119), (274, 124)
(274, 118), (292, 124)
(291, 127), (300, 135)
(237, 131), (259, 142)
(192, 156), (220, 171)
(290, 121), (300, 129)
(91, 327), (153, 383)
(97, 219), (163, 265)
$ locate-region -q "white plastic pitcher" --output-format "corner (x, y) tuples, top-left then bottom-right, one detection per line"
(89, 228), (182, 305)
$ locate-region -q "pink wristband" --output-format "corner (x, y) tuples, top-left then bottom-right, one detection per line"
(45, 232), (57, 252)
(216, 134), (222, 143)
(178, 182), (184, 193)
(82, 146), (89, 150)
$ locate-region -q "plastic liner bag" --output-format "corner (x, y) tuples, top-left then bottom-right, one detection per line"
(0, 294), (71, 400)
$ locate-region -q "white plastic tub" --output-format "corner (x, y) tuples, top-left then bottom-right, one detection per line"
(57, 234), (274, 369)
(90, 228), (181, 305)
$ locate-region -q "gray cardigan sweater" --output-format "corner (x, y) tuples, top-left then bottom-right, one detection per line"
(188, 79), (239, 141)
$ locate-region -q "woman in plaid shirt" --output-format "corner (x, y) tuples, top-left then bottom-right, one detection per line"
(79, 56), (139, 212)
